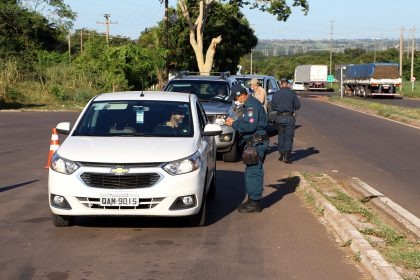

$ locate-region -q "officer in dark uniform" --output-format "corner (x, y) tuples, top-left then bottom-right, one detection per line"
(271, 78), (301, 163)
(225, 84), (269, 213)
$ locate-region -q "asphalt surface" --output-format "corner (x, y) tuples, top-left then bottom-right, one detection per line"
(294, 96), (420, 216)
(0, 111), (367, 279)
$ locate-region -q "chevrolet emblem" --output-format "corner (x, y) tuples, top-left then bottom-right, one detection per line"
(110, 166), (129, 175)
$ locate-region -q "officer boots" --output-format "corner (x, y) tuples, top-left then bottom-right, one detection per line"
(279, 151), (292, 164)
(278, 152), (285, 161)
(284, 151), (292, 164)
(238, 198), (262, 213)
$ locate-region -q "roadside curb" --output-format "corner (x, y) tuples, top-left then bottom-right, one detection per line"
(350, 177), (420, 239)
(293, 172), (403, 280)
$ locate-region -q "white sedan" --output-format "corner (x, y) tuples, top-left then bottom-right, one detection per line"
(48, 91), (222, 227)
(292, 81), (305, 91)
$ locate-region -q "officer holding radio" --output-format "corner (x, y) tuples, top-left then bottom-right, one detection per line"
(225, 84), (269, 213)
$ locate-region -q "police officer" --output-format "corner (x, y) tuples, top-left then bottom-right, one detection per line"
(225, 84), (269, 213)
(271, 78), (301, 164)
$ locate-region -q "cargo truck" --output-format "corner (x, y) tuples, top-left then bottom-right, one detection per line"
(293, 65), (328, 90)
(337, 63), (401, 97)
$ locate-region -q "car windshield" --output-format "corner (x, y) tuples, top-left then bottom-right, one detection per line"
(165, 80), (230, 103)
(235, 78), (263, 89)
(73, 100), (193, 137)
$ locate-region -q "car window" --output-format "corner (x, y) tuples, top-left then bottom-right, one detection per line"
(196, 101), (208, 131)
(268, 78), (279, 92)
(165, 80), (230, 102)
(73, 100), (193, 137)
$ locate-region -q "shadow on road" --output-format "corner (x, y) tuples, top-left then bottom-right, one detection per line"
(292, 147), (320, 162)
(0, 180), (39, 193)
(261, 176), (300, 209)
(266, 144), (319, 163)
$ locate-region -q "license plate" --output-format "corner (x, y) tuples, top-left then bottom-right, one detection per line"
(100, 194), (139, 206)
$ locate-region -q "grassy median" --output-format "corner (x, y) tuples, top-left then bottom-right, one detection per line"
(297, 173), (420, 280)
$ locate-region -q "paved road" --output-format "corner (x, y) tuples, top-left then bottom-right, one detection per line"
(0, 111), (366, 279)
(294, 96), (420, 216)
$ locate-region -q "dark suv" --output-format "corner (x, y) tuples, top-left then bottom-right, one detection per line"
(163, 72), (241, 162)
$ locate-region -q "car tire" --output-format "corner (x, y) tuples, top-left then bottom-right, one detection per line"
(223, 140), (239, 162)
(52, 214), (74, 227)
(187, 191), (207, 227)
(207, 169), (216, 199)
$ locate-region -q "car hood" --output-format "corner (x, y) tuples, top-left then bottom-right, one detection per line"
(57, 136), (198, 163)
(201, 101), (231, 115)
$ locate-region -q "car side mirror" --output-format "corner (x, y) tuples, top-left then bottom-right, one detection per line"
(203, 123), (222, 136)
(56, 122), (71, 135)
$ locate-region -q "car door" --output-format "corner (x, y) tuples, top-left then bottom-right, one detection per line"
(196, 101), (215, 183)
(266, 77), (279, 123)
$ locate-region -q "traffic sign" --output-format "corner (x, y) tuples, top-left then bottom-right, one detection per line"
(327, 75), (334, 82)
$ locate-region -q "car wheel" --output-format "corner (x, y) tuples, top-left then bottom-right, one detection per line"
(223, 140), (238, 162)
(187, 191), (207, 227)
(52, 214), (74, 227)
(207, 169), (216, 199)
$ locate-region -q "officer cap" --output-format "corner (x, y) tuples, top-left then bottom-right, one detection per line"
(280, 78), (288, 84)
(250, 78), (260, 86)
(229, 84), (247, 101)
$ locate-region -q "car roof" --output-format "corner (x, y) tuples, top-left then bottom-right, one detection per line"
(232, 74), (276, 79)
(170, 75), (236, 83)
(93, 91), (193, 102)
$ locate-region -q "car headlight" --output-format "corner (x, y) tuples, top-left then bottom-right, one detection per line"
(51, 153), (79, 175)
(163, 151), (200, 175)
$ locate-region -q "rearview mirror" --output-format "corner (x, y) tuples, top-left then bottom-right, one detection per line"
(203, 123), (222, 136)
(56, 122), (71, 135)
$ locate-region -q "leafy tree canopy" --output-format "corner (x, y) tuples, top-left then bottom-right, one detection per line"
(226, 0), (309, 21)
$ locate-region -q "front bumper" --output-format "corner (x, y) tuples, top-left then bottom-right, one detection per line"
(48, 165), (205, 217)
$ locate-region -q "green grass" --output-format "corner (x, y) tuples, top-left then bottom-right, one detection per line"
(300, 173), (420, 273)
(399, 81), (420, 98)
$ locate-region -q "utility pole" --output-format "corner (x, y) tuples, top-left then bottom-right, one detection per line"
(410, 26), (416, 91)
(373, 38), (377, 63)
(164, 0), (169, 81)
(399, 26), (404, 91)
(80, 29), (83, 53)
(250, 49), (253, 74)
(68, 32), (71, 62)
(329, 20), (335, 86)
(97, 14), (117, 45)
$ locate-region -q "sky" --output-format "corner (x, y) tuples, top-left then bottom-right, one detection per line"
(63, 0), (419, 41)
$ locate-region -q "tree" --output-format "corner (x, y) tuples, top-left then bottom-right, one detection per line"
(177, 0), (309, 74)
(139, 3), (257, 83)
(19, 0), (76, 30)
(170, 3), (257, 73)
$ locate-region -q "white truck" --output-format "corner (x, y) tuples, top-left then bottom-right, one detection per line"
(337, 63), (402, 97)
(294, 65), (328, 91)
